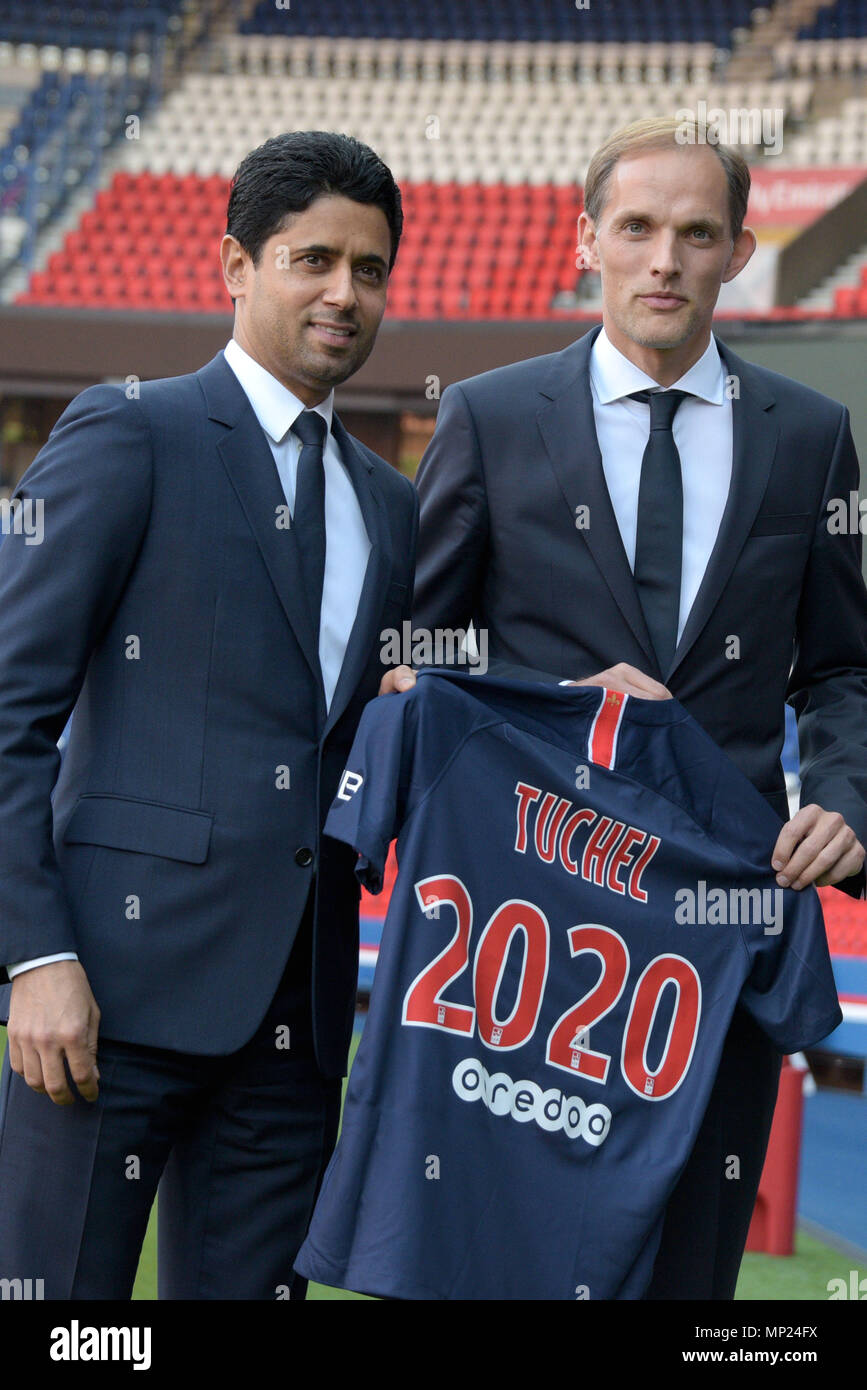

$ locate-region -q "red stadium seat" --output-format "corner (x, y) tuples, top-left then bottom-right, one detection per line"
(22, 174), (585, 321)
(834, 287), (859, 317)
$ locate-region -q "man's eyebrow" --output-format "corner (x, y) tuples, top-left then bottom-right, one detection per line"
(293, 242), (388, 267)
(615, 211), (725, 234)
(680, 216), (725, 234)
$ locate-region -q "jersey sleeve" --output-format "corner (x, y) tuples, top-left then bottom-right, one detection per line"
(323, 688), (417, 893)
(738, 883), (843, 1053)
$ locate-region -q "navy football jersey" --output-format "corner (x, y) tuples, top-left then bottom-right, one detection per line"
(295, 671), (842, 1301)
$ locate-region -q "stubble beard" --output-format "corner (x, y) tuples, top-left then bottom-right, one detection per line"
(293, 323), (378, 392)
(617, 299), (703, 352)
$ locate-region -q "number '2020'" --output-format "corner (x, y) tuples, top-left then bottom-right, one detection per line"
(402, 875), (701, 1102)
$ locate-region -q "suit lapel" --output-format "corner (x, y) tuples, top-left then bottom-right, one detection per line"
(537, 330), (780, 685)
(198, 353), (324, 692)
(198, 354), (394, 731)
(536, 327), (660, 674)
(666, 339), (779, 682)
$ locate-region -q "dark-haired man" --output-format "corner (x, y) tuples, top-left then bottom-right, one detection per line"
(0, 131), (417, 1299)
(410, 118), (867, 1298)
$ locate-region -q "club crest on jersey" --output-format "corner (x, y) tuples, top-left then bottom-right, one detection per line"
(588, 688), (628, 769)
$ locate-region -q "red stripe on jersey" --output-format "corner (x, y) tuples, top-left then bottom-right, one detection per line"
(588, 689), (628, 769)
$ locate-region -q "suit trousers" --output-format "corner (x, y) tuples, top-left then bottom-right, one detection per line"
(643, 1005), (782, 1300)
(0, 897), (341, 1300)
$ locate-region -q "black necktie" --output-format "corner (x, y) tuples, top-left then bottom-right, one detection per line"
(628, 389), (690, 676)
(291, 410), (328, 637)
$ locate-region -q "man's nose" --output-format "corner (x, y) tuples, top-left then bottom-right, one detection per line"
(321, 263), (358, 310)
(648, 233), (682, 279)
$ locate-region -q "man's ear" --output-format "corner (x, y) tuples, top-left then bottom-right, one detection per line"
(577, 210), (600, 272)
(220, 235), (249, 301)
(721, 225), (757, 284)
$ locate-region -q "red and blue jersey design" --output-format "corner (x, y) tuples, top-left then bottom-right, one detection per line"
(296, 671), (842, 1300)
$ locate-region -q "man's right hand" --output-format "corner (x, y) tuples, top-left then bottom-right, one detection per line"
(7, 959), (100, 1104)
(569, 662), (673, 700)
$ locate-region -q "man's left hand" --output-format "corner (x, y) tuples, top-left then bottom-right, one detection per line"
(772, 804), (865, 889)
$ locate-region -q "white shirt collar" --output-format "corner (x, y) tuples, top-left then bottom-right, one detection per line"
(590, 326), (725, 406)
(223, 338), (334, 444)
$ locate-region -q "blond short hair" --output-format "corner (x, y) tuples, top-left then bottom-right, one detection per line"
(583, 117), (751, 240)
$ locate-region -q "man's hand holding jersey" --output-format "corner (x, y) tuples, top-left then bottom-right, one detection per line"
(772, 805), (864, 891)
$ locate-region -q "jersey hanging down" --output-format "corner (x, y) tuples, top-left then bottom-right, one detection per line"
(295, 671), (842, 1301)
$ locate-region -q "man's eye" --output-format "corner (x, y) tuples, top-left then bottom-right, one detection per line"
(690, 228), (711, 240)
(358, 265), (383, 280)
(625, 223), (644, 234)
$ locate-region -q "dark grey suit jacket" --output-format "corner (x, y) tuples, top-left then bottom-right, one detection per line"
(414, 326), (867, 895)
(0, 352), (418, 1074)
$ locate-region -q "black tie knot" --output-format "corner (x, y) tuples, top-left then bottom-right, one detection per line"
(629, 389), (690, 432)
(292, 410), (327, 450)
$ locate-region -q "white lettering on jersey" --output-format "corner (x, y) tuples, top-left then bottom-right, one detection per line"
(337, 770), (364, 801)
(452, 1057), (612, 1147)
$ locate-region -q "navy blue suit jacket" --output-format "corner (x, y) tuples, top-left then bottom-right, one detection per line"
(414, 327), (867, 893)
(0, 352), (418, 1076)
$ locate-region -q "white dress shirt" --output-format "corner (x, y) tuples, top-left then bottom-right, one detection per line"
(223, 337), (371, 709)
(589, 326), (732, 643)
(8, 339), (370, 978)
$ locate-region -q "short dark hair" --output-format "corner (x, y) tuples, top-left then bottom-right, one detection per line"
(226, 130), (403, 270)
(585, 118), (751, 241)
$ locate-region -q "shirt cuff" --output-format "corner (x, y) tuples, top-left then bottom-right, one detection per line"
(7, 952), (79, 978)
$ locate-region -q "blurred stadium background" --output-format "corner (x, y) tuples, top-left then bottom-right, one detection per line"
(0, 0), (864, 1301)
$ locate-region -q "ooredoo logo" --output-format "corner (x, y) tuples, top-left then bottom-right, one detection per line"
(451, 1057), (611, 1147)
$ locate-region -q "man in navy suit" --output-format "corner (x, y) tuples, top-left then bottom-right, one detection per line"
(0, 131), (417, 1299)
(409, 118), (867, 1297)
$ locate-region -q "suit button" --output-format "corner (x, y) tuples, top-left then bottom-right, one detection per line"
(295, 847), (314, 867)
